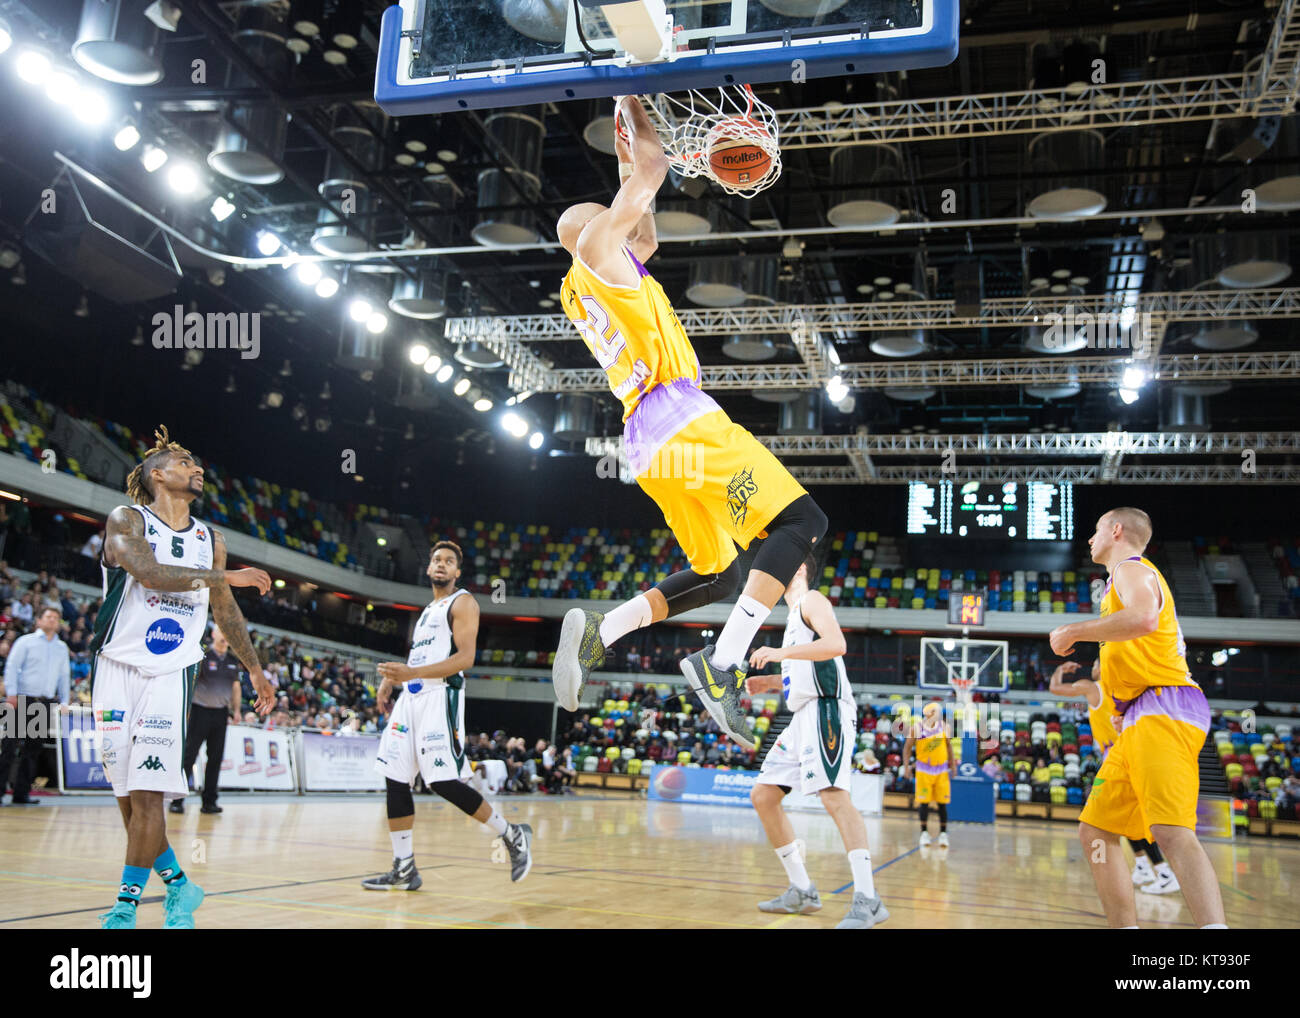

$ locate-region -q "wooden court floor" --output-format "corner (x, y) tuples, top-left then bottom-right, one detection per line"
(1, 794), (1297, 929)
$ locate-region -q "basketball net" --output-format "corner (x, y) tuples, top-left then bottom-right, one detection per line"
(615, 85), (782, 198)
(951, 676), (976, 708)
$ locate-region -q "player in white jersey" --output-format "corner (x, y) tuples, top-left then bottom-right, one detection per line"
(361, 540), (533, 890)
(92, 427), (274, 930)
(745, 553), (889, 930)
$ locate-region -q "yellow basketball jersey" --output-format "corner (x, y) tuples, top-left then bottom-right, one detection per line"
(1086, 680), (1119, 758)
(560, 249), (699, 421)
(913, 721), (950, 768)
(1098, 556), (1195, 703)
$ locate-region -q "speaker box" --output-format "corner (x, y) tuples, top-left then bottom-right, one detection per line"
(22, 181), (182, 304)
(953, 261), (982, 318)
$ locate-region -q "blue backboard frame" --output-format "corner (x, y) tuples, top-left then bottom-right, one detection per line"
(375, 0), (959, 116)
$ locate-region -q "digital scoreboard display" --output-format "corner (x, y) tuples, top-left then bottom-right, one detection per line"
(948, 591), (986, 626)
(906, 481), (1074, 540)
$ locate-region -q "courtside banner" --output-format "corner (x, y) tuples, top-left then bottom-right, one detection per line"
(299, 730), (386, 791)
(59, 708), (112, 790)
(646, 764), (757, 806)
(194, 724), (296, 792)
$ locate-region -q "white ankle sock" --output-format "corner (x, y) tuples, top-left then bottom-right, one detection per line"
(1119, 925), (1140, 930)
(599, 594), (653, 647)
(485, 808), (508, 836)
(775, 841), (812, 892)
(1200, 923), (1228, 929)
(847, 849), (875, 898)
(390, 829), (413, 861)
(712, 595), (770, 669)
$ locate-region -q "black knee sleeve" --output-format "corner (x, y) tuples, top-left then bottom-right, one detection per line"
(386, 778), (414, 820)
(654, 559), (742, 618)
(937, 803), (948, 829)
(918, 803), (930, 826)
(751, 494), (829, 588)
(431, 779), (485, 818)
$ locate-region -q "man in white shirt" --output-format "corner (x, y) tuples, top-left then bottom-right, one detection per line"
(0, 606), (71, 804)
(80, 530), (105, 560)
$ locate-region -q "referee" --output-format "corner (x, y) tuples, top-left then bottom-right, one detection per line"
(0, 606), (70, 805)
(171, 626), (242, 815)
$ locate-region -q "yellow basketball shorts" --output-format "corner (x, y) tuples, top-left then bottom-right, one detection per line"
(634, 408), (807, 576)
(915, 769), (951, 805)
(1079, 684), (1210, 840)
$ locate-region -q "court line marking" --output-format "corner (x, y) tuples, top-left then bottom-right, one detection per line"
(832, 845), (919, 894)
(1219, 881), (1255, 900)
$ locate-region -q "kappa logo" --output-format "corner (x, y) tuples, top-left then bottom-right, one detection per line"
(433, 758), (447, 768)
(804, 770), (815, 780)
(726, 467), (758, 526)
(136, 755), (164, 771)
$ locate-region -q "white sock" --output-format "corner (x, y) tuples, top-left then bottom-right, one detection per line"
(599, 594), (653, 647)
(775, 841), (812, 892)
(1200, 923), (1228, 929)
(390, 829), (413, 861)
(847, 849), (875, 898)
(1155, 862), (1175, 880)
(1119, 925), (1140, 930)
(713, 595), (770, 669)
(484, 808), (508, 836)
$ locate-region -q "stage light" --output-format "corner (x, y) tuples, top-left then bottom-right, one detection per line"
(348, 297), (372, 322)
(141, 145), (168, 172)
(315, 276), (339, 298)
(114, 123), (141, 151)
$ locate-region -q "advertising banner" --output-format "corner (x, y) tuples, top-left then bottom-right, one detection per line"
(299, 730), (385, 791)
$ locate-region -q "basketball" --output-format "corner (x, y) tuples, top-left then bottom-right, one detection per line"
(708, 132), (773, 188)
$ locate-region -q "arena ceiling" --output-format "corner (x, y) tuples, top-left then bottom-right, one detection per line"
(0, 0), (1297, 494)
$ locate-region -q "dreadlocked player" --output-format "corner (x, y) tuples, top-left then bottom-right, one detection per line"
(92, 427), (275, 929)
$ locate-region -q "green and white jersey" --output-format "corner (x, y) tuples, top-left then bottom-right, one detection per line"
(404, 588), (468, 693)
(780, 594), (854, 714)
(90, 504), (212, 677)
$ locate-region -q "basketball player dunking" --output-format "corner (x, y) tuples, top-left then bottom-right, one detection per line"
(1049, 659), (1181, 896)
(551, 95), (829, 749)
(745, 553), (889, 929)
(1049, 507), (1226, 928)
(902, 701), (955, 848)
(362, 541), (532, 890)
(93, 427), (276, 929)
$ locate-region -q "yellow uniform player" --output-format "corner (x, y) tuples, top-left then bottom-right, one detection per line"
(904, 701), (956, 848)
(1049, 507), (1226, 929)
(550, 95), (829, 751)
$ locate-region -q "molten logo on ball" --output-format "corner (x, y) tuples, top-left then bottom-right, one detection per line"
(652, 766), (686, 800)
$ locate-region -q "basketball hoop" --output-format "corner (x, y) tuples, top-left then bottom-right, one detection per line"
(614, 85), (782, 198)
(951, 676), (976, 707)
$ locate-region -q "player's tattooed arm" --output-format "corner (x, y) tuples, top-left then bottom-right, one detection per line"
(103, 505), (230, 592)
(209, 529), (275, 714)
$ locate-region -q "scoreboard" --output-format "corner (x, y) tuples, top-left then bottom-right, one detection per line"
(948, 591), (986, 627)
(907, 481), (1074, 541)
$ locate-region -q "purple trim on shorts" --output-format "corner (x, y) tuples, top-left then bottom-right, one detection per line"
(916, 761), (949, 776)
(623, 377), (720, 476)
(1116, 684), (1210, 732)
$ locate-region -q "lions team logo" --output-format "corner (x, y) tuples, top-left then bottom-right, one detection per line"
(726, 467), (758, 527)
